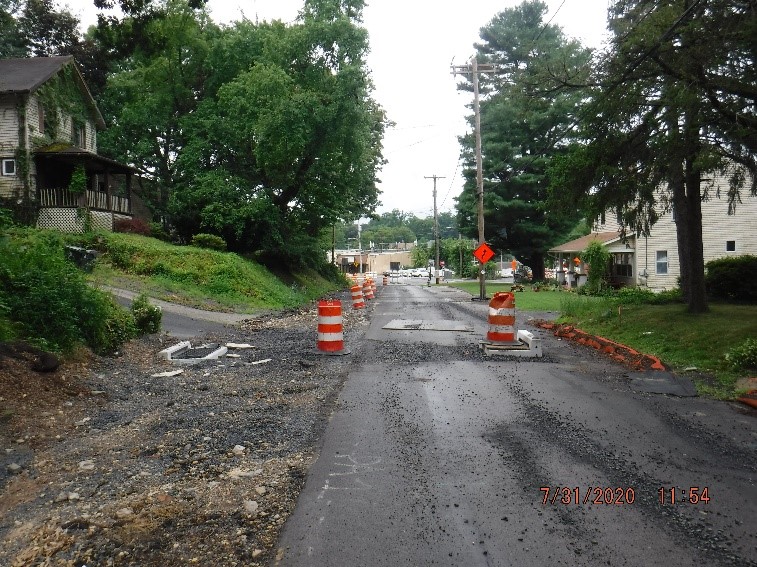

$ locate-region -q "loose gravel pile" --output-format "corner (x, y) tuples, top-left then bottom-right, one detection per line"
(0, 292), (369, 566)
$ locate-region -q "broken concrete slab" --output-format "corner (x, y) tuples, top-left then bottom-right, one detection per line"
(158, 341), (228, 365)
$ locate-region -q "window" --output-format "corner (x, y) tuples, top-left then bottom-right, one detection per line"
(73, 123), (86, 147)
(726, 240), (736, 252)
(1, 159), (16, 176)
(38, 101), (45, 133)
(656, 251), (668, 275)
(614, 252), (633, 278)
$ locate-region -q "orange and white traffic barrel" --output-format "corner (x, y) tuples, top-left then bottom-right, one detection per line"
(382, 275), (388, 286)
(363, 279), (374, 300)
(371, 279), (377, 295)
(487, 292), (516, 343)
(351, 285), (365, 310)
(317, 300), (344, 353)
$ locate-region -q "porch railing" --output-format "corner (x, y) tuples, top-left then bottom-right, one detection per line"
(38, 188), (131, 214)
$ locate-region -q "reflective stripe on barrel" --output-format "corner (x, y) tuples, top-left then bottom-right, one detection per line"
(318, 300), (344, 352)
(351, 285), (365, 310)
(487, 292), (516, 343)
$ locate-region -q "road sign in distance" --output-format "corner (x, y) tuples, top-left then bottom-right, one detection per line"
(473, 243), (495, 264)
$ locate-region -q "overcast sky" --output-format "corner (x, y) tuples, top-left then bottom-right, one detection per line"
(66, 0), (610, 219)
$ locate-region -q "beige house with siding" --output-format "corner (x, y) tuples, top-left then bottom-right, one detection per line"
(0, 56), (135, 231)
(549, 170), (757, 291)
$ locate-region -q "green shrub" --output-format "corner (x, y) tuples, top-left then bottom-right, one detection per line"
(131, 293), (162, 335)
(114, 217), (151, 236)
(149, 222), (172, 241)
(725, 338), (757, 371)
(191, 233), (227, 251)
(0, 207), (13, 231)
(0, 231), (137, 353)
(647, 288), (683, 304)
(582, 240), (610, 293)
(705, 255), (757, 302)
(80, 293), (137, 354)
(613, 287), (659, 304)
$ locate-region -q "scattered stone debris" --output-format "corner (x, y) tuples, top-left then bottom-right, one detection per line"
(0, 291), (371, 566)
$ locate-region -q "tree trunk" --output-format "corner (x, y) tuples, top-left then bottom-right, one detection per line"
(672, 151), (708, 313)
(529, 253), (545, 281)
(684, 156), (708, 313)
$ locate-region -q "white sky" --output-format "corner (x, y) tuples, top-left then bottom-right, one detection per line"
(66, 0), (611, 219)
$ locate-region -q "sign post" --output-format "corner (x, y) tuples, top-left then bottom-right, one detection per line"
(472, 243), (495, 300)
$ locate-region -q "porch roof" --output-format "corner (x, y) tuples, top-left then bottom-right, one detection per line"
(548, 231), (624, 254)
(35, 143), (136, 175)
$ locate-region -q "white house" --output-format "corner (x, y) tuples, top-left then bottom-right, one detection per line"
(549, 170), (757, 291)
(0, 56), (136, 231)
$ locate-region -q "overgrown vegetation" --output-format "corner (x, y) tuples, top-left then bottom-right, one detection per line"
(0, 228), (137, 354)
(191, 233), (227, 251)
(581, 241), (610, 295)
(67, 231), (344, 313)
(0, 224), (347, 356)
(130, 293), (162, 335)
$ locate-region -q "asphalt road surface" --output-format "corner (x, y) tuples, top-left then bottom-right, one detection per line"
(275, 283), (756, 566)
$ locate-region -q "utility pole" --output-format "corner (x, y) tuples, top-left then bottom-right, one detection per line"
(425, 175), (446, 284)
(357, 221), (362, 274)
(452, 57), (495, 300)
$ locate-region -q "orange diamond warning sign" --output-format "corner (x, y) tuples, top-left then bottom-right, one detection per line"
(473, 243), (495, 264)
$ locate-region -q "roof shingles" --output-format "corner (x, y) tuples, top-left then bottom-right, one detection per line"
(0, 56), (73, 94)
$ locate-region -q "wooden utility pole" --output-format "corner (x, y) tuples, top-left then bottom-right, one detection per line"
(451, 57), (495, 300)
(425, 174), (446, 284)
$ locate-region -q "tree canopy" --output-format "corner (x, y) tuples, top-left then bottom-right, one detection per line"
(455, 0), (592, 278)
(547, 0), (756, 312)
(1, 0), (387, 269)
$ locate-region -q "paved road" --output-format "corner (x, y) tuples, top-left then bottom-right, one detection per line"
(276, 283), (757, 566)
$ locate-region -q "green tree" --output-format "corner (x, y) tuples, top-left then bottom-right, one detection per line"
(456, 0), (591, 279)
(0, 0), (82, 58)
(97, 0), (212, 221)
(173, 1), (386, 265)
(548, 0), (756, 313)
(0, 0), (26, 57)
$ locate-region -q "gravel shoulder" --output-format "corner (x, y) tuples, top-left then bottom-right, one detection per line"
(0, 290), (368, 566)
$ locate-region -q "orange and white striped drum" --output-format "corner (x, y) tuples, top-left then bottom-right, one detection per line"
(362, 279), (374, 300)
(382, 275), (388, 286)
(487, 292), (516, 343)
(317, 300), (344, 352)
(350, 285), (365, 310)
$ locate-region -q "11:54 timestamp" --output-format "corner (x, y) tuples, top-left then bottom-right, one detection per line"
(658, 486), (710, 505)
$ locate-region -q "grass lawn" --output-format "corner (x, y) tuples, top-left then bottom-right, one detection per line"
(447, 281), (756, 398)
(445, 281), (564, 312)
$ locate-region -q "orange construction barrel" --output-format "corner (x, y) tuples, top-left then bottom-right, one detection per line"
(363, 279), (374, 300)
(487, 292), (516, 343)
(317, 300), (344, 352)
(351, 285), (365, 310)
